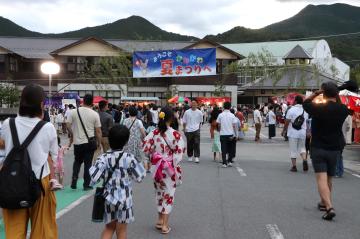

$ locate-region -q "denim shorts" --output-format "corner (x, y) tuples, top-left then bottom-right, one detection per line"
(311, 147), (340, 177)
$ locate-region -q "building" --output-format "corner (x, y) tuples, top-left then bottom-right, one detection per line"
(0, 36), (350, 106)
(224, 40), (350, 104)
(0, 37), (242, 106)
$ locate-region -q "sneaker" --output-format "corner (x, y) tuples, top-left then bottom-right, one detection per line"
(83, 186), (94, 191)
(303, 161), (309, 172)
(194, 157), (199, 163)
(290, 166), (298, 172)
(222, 164), (228, 168)
(70, 179), (77, 189)
(228, 162), (233, 167)
(50, 179), (63, 191)
(187, 157), (193, 162)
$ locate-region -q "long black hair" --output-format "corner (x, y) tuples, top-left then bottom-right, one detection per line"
(210, 107), (221, 123)
(158, 107), (174, 134)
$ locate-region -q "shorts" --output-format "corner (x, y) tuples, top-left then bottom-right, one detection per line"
(305, 137), (311, 152)
(288, 137), (306, 159)
(104, 202), (134, 224)
(311, 147), (340, 177)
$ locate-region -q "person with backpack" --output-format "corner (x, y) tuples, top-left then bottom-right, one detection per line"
(282, 95), (309, 172)
(0, 84), (59, 239)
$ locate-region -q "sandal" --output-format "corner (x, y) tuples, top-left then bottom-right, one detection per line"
(322, 208), (336, 221)
(161, 227), (171, 234)
(317, 203), (326, 212)
(155, 223), (163, 230)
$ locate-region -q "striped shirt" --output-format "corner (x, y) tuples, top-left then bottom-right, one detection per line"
(89, 150), (146, 208)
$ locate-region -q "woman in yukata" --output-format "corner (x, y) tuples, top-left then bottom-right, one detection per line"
(142, 107), (185, 235)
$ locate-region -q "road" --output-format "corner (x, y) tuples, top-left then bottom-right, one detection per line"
(1, 124), (360, 239)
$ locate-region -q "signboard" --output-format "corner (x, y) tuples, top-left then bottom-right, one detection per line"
(133, 48), (216, 78)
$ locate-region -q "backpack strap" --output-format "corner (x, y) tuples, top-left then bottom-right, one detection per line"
(9, 118), (20, 148)
(21, 120), (47, 149)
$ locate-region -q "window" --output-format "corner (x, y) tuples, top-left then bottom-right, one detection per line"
(0, 55), (5, 73)
(290, 59), (297, 65)
(261, 89), (266, 95)
(9, 57), (18, 72)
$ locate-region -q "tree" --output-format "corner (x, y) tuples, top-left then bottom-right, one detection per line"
(350, 65), (360, 87)
(0, 83), (20, 107)
(213, 79), (226, 97)
(80, 54), (133, 95)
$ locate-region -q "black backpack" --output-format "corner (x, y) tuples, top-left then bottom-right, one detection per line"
(0, 118), (46, 209)
(292, 110), (305, 130)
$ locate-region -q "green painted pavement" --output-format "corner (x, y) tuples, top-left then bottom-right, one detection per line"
(0, 179), (93, 238)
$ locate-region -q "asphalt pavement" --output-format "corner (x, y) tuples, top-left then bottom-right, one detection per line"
(55, 124), (360, 239)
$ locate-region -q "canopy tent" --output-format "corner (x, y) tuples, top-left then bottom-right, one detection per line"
(196, 97), (231, 106)
(340, 90), (360, 112)
(120, 97), (160, 102)
(79, 96), (106, 105)
(168, 96), (190, 104)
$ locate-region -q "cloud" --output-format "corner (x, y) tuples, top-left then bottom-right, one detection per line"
(0, 0), (359, 37)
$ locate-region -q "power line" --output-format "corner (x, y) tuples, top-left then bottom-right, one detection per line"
(279, 31), (360, 41)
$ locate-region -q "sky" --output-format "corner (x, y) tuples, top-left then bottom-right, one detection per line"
(0, 0), (359, 38)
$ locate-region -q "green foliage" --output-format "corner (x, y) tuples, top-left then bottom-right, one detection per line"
(81, 54), (132, 94)
(350, 66), (360, 86)
(0, 84), (20, 107)
(214, 79), (226, 97)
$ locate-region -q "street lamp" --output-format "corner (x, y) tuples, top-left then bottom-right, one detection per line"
(41, 61), (60, 106)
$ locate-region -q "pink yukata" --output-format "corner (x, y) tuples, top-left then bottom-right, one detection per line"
(143, 127), (185, 214)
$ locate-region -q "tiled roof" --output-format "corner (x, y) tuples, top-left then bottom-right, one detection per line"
(283, 45), (313, 59)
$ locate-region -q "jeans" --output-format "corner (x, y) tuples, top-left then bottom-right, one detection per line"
(335, 151), (344, 177)
(73, 143), (96, 187)
(220, 135), (235, 165)
(185, 130), (200, 158)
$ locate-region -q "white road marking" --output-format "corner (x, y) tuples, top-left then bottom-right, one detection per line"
(352, 174), (360, 179)
(248, 127), (268, 138)
(26, 190), (95, 238)
(236, 166), (247, 176)
(266, 224), (285, 239)
(56, 190), (95, 219)
(344, 169), (360, 178)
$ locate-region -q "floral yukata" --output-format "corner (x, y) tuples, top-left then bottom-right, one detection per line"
(89, 151), (146, 224)
(143, 127), (185, 214)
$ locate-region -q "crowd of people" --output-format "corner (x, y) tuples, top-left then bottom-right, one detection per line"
(0, 81), (358, 238)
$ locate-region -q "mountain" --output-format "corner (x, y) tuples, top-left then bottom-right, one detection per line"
(205, 3), (360, 64)
(0, 15), (197, 41)
(49, 16), (197, 41)
(0, 16), (42, 37)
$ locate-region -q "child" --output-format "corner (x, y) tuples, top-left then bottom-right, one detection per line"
(51, 136), (69, 190)
(90, 125), (146, 239)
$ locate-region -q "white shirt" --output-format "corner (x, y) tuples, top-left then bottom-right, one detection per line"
(56, 113), (64, 124)
(253, 109), (262, 124)
(286, 104), (308, 139)
(282, 104), (288, 116)
(64, 109), (72, 121)
(216, 110), (237, 136)
(183, 109), (203, 132)
(268, 110), (276, 125)
(150, 109), (159, 124)
(263, 106), (269, 115)
(0, 116), (58, 179)
(67, 107), (101, 145)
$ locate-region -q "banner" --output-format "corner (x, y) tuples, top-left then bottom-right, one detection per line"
(133, 48), (216, 78)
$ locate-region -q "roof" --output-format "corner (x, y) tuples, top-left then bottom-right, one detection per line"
(239, 67), (339, 90)
(283, 45), (313, 59)
(0, 36), (193, 59)
(223, 40), (319, 58)
(184, 39), (243, 59)
(51, 37), (122, 54)
(0, 37), (76, 59)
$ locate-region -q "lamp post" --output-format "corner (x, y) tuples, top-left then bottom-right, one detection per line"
(41, 61), (60, 106)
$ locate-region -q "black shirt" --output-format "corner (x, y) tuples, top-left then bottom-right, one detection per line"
(303, 99), (349, 151)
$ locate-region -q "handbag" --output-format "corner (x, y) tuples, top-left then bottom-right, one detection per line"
(92, 152), (123, 222)
(77, 108), (97, 151)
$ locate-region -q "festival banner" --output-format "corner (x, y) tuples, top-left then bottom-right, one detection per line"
(133, 48), (216, 78)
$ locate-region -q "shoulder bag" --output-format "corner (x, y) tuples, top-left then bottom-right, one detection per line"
(77, 108), (97, 151)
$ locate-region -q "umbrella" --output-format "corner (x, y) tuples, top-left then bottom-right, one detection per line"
(168, 96), (190, 104)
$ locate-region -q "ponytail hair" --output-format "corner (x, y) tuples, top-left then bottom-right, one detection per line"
(158, 107), (174, 134)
